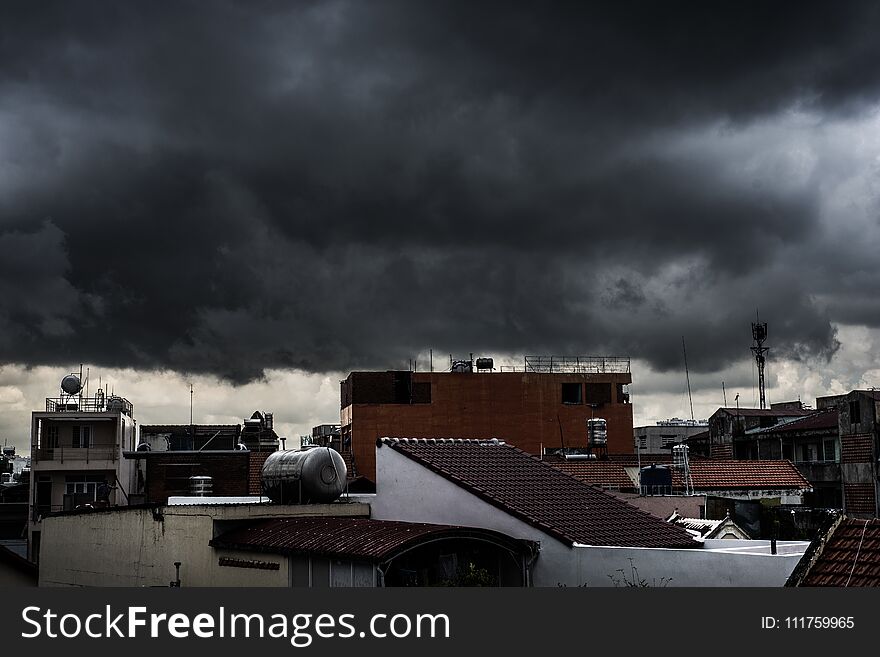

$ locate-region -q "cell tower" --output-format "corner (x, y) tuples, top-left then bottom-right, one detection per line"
(751, 318), (769, 410)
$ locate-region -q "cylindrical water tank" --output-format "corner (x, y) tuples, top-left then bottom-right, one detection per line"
(61, 374), (82, 395)
(261, 447), (347, 504)
(189, 476), (213, 496)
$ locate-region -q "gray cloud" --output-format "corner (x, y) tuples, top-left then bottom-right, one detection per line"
(0, 1), (877, 383)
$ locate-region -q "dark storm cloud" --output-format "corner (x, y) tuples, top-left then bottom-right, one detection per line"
(0, 1), (877, 382)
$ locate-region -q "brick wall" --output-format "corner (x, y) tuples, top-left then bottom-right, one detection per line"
(345, 370), (634, 482)
(144, 453), (249, 504)
(248, 451), (273, 495)
(710, 443), (733, 459)
(841, 434), (874, 463)
(844, 483), (876, 515)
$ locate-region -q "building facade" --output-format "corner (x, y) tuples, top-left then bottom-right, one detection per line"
(28, 385), (138, 562)
(634, 419), (708, 455)
(340, 356), (633, 482)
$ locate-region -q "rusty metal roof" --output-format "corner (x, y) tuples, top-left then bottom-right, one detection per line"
(210, 517), (531, 561)
(751, 408), (839, 435)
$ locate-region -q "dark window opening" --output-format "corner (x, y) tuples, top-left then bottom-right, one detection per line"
(561, 383), (583, 405)
(412, 382), (432, 404)
(849, 400), (861, 425)
(584, 383), (612, 405)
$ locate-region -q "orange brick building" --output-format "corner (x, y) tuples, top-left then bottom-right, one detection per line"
(340, 357), (633, 482)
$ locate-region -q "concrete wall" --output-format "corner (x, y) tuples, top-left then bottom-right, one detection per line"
(365, 446), (807, 587)
(39, 502), (369, 587)
(568, 543), (804, 587)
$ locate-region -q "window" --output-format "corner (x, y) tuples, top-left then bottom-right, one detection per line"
(584, 383), (612, 405)
(72, 425), (92, 449)
(849, 400), (861, 425)
(800, 443), (818, 463)
(45, 425), (59, 448)
(823, 439), (837, 462)
(637, 436), (647, 450)
(561, 383), (583, 405)
(660, 435), (678, 448)
(64, 474), (104, 499)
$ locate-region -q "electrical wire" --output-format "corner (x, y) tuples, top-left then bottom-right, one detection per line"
(844, 519), (870, 587)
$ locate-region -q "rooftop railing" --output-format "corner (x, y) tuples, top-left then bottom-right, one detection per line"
(45, 396), (133, 416)
(32, 446), (118, 463)
(498, 356), (631, 374)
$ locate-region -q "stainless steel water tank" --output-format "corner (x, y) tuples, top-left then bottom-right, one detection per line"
(261, 447), (347, 504)
(189, 475), (213, 496)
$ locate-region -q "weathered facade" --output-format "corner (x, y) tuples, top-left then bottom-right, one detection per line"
(28, 389), (138, 563)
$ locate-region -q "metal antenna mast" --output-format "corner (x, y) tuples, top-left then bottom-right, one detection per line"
(751, 313), (769, 410)
(682, 336), (694, 421)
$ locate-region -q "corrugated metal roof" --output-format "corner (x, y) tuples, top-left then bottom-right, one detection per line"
(379, 438), (697, 549)
(210, 517), (530, 561)
(750, 408), (839, 435)
(716, 407), (812, 417)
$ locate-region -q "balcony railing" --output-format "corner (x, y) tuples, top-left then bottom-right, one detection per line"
(498, 356), (632, 374)
(32, 446), (118, 463)
(45, 396), (133, 415)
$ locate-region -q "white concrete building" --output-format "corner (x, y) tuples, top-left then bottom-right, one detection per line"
(359, 438), (808, 587)
(28, 379), (138, 562)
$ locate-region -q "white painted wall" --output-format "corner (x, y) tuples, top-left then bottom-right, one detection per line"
(363, 446), (807, 587)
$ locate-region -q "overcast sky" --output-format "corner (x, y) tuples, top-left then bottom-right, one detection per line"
(3, 2), (880, 451)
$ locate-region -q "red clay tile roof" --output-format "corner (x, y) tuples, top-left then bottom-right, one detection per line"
(687, 460), (811, 490)
(551, 457), (811, 491)
(752, 409), (839, 434)
(801, 518), (880, 587)
(379, 438), (697, 549)
(210, 517), (530, 561)
(549, 460), (635, 488)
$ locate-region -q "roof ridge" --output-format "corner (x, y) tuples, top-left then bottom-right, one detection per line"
(377, 437), (507, 447)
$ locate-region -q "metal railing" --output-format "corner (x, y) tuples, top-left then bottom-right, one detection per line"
(45, 396), (134, 415)
(32, 446), (118, 463)
(498, 356), (631, 374)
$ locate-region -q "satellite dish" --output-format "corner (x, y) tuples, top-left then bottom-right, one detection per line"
(61, 374), (82, 395)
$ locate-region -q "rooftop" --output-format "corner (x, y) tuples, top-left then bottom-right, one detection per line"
(210, 517), (532, 561)
(715, 407), (812, 418)
(799, 518), (880, 587)
(749, 408), (839, 435)
(378, 438), (697, 549)
(551, 456), (811, 491)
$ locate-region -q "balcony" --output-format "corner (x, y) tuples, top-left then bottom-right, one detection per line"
(793, 461), (841, 484)
(32, 446), (118, 464)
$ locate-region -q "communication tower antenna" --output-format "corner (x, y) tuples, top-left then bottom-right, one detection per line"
(750, 313), (769, 410)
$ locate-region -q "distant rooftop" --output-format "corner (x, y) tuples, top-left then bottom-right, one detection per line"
(552, 456), (812, 492)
